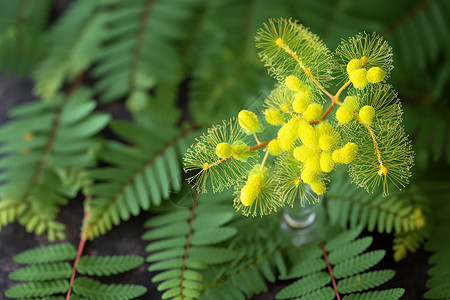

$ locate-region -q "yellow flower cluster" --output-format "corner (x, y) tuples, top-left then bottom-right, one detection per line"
(347, 58), (385, 89)
(215, 141), (252, 161)
(240, 168), (267, 206)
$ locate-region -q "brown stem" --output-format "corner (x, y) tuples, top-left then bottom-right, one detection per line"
(320, 241), (341, 300)
(66, 194), (91, 300)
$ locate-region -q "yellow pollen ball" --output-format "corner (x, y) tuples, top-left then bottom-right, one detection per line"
(268, 139), (282, 155)
(285, 75), (303, 91)
(238, 110), (259, 132)
(309, 180), (326, 195)
(298, 120), (318, 148)
(367, 67), (386, 83)
(346, 58), (363, 74)
(276, 38), (283, 46)
(318, 134), (338, 151)
(231, 141), (250, 161)
(332, 142), (358, 164)
(277, 117), (300, 150)
(343, 96), (359, 111)
(349, 68), (369, 89)
(359, 105), (375, 124)
(202, 163), (209, 170)
(305, 152), (321, 170)
(240, 173), (265, 206)
(320, 152), (335, 173)
(303, 103), (323, 121)
(293, 145), (312, 162)
(280, 104), (290, 113)
(301, 168), (321, 184)
(264, 108), (284, 125)
(336, 106), (354, 124)
(215, 142), (232, 159)
(292, 90), (311, 113)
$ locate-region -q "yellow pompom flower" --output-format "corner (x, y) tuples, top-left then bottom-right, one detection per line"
(268, 139), (282, 155)
(346, 58), (363, 74)
(366, 67), (386, 83)
(238, 110), (259, 132)
(215, 142), (232, 158)
(309, 179), (326, 195)
(332, 142), (358, 164)
(304, 152), (321, 170)
(264, 108), (284, 125)
(301, 167), (321, 184)
(298, 120), (319, 148)
(320, 152), (335, 172)
(349, 68), (369, 89)
(336, 106), (354, 124)
(359, 105), (375, 124)
(303, 103), (323, 121)
(343, 96), (359, 111)
(240, 172), (265, 206)
(292, 90), (311, 113)
(285, 75), (303, 91)
(231, 141), (251, 161)
(293, 145), (313, 162)
(318, 134), (339, 151)
(277, 117), (300, 150)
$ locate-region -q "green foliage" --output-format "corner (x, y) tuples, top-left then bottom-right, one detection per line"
(5, 243), (146, 299)
(143, 192), (238, 300)
(0, 88), (109, 240)
(276, 227), (404, 299)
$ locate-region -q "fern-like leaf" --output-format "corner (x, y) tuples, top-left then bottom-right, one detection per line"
(73, 277), (147, 300)
(83, 121), (196, 239)
(5, 279), (69, 298)
(144, 192), (238, 300)
(13, 243), (76, 264)
(77, 255), (144, 276)
(276, 227), (403, 299)
(9, 262), (72, 281)
(0, 88), (110, 240)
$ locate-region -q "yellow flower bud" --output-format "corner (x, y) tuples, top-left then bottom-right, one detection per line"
(346, 58), (363, 74)
(232, 141), (251, 161)
(366, 67), (386, 83)
(285, 75), (303, 91)
(303, 103), (323, 121)
(264, 108), (284, 125)
(343, 96), (359, 111)
(336, 106), (354, 123)
(320, 152), (335, 172)
(301, 168), (321, 184)
(359, 105), (375, 124)
(240, 172), (265, 206)
(332, 142), (358, 164)
(293, 145), (313, 162)
(309, 179), (326, 195)
(238, 110), (259, 132)
(268, 139), (282, 155)
(349, 68), (369, 89)
(298, 120), (318, 148)
(277, 117), (300, 150)
(304, 152), (321, 170)
(215, 142), (232, 158)
(318, 134), (339, 151)
(292, 90), (311, 113)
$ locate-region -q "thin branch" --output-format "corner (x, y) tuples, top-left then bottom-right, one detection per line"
(320, 241), (341, 300)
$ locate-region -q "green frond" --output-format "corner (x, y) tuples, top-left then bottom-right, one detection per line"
(335, 32), (393, 83)
(77, 255), (144, 276)
(0, 88), (110, 240)
(393, 227), (429, 262)
(73, 277), (147, 300)
(32, 0), (105, 99)
(255, 18), (334, 97)
(9, 262), (72, 281)
(83, 122), (195, 240)
(143, 193), (237, 300)
(183, 118), (257, 193)
(0, 0), (52, 74)
(13, 243), (76, 264)
(5, 279), (69, 299)
(93, 0), (202, 104)
(326, 173), (426, 234)
(276, 226), (402, 299)
(337, 84), (414, 195)
(341, 288), (405, 300)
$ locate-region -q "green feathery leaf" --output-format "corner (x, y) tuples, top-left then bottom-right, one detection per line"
(13, 243), (76, 264)
(77, 255), (144, 276)
(73, 277), (147, 300)
(9, 262), (72, 281)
